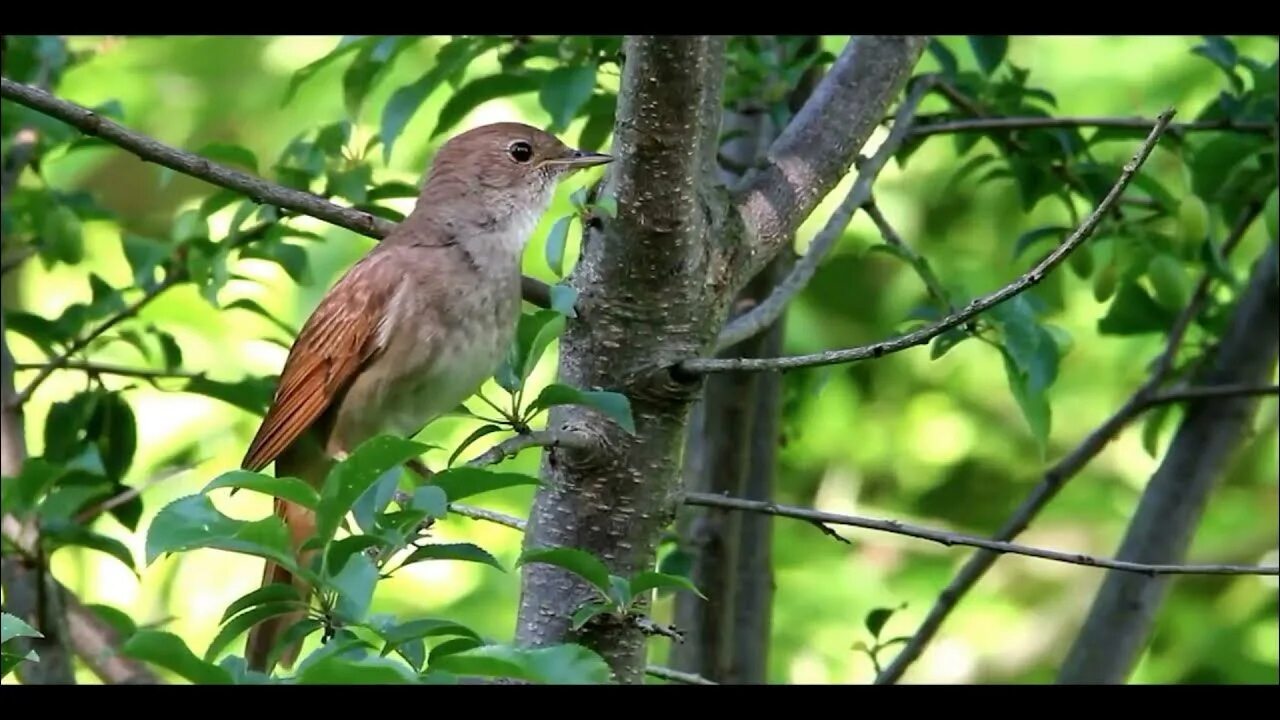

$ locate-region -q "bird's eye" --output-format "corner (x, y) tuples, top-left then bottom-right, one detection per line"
(508, 141), (534, 163)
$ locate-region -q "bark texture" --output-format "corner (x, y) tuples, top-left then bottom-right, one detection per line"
(1057, 240), (1280, 683)
(514, 34), (927, 684)
(515, 37), (729, 684)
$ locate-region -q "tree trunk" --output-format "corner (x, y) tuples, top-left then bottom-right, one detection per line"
(514, 37), (730, 684)
(514, 34), (926, 684)
(1057, 240), (1280, 683)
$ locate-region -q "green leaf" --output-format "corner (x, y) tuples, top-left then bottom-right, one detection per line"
(1190, 134), (1271, 202)
(2, 613), (43, 644)
(1097, 281), (1178, 336)
(326, 535), (388, 575)
(544, 215), (573, 276)
(577, 98), (615, 153)
(330, 552), (379, 623)
(182, 376), (276, 415)
(864, 606), (902, 639)
(517, 546), (613, 598)
(627, 571), (706, 601)
(123, 630), (234, 685)
(539, 65), (598, 133)
(927, 38), (959, 78)
(399, 543), (504, 572)
(84, 604), (138, 640)
(283, 36), (375, 106)
(1146, 253), (1190, 311)
(1012, 225), (1069, 260)
(426, 466), (540, 503)
(571, 601), (614, 630)
(430, 643), (614, 684)
(240, 241), (312, 285)
(203, 470), (320, 511)
(433, 72), (546, 139)
(549, 284), (579, 318)
(195, 142), (259, 173)
(296, 650), (420, 684)
(998, 345), (1051, 452)
(1142, 403), (1174, 458)
(447, 424), (506, 467)
(991, 297), (1059, 395)
(527, 383), (636, 434)
(0, 458), (61, 517)
(43, 523), (136, 575)
(968, 35), (1008, 75)
(410, 485), (448, 519)
(315, 435), (430, 547)
(930, 327), (971, 360)
(40, 204), (84, 265)
(1191, 36), (1242, 92)
(375, 618), (481, 649)
(352, 466), (401, 534)
(516, 309), (567, 381)
(429, 637), (484, 664)
(219, 583), (303, 625)
(342, 36), (416, 118)
(325, 163), (373, 204)
(205, 601), (301, 663)
(1, 648), (40, 678)
(380, 37), (498, 163)
(144, 495), (307, 580)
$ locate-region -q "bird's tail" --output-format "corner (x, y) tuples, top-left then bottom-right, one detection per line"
(244, 446), (328, 675)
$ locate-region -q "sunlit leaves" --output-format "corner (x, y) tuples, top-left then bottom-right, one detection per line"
(540, 64), (598, 133)
(429, 643), (614, 684)
(123, 631), (234, 685)
(144, 494), (305, 577)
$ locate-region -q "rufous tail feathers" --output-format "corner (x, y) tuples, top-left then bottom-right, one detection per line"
(244, 445), (328, 674)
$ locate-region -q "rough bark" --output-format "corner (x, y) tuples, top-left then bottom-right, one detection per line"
(514, 36), (730, 684)
(670, 37), (821, 684)
(514, 34), (928, 685)
(1057, 240), (1280, 684)
(671, 256), (789, 682)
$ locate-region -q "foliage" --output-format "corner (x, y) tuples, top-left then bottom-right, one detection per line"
(0, 34), (1276, 686)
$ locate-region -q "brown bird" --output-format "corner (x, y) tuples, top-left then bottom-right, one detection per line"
(238, 121), (612, 673)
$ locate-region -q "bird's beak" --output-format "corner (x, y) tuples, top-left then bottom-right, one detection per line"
(546, 148), (614, 170)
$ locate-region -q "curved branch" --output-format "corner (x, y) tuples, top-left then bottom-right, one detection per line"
(873, 199), (1270, 684)
(730, 36), (927, 283)
(716, 74), (933, 350)
(0, 77), (553, 309)
(682, 492), (1278, 576)
(684, 107), (1177, 375)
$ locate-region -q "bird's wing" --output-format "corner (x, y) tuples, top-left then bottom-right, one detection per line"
(240, 249), (403, 473)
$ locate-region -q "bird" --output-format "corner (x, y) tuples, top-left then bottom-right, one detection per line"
(237, 121), (613, 673)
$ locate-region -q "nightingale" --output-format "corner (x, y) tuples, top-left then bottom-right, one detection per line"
(237, 121), (612, 673)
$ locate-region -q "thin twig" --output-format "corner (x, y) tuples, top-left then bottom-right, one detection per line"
(646, 664), (718, 685)
(73, 467), (188, 525)
(682, 492), (1278, 576)
(13, 360), (203, 381)
(447, 503), (526, 531)
(634, 616), (686, 643)
(910, 114), (1276, 138)
(463, 429), (599, 468)
(9, 275), (179, 408)
(1146, 383), (1279, 406)
(864, 197), (955, 313)
(717, 76), (933, 351)
(873, 200), (1269, 684)
(0, 77), (554, 309)
(684, 107), (1177, 374)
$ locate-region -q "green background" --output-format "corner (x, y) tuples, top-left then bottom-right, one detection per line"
(3, 35), (1276, 684)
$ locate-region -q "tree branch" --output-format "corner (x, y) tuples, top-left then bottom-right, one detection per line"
(910, 114), (1276, 139)
(730, 36), (927, 283)
(463, 428), (600, 469)
(873, 198), (1269, 684)
(681, 492), (1278, 576)
(12, 360), (203, 381)
(717, 73), (933, 350)
(1059, 240), (1280, 683)
(1146, 383), (1278, 406)
(684, 107), (1177, 374)
(8, 274), (179, 408)
(645, 664), (717, 685)
(0, 77), (553, 309)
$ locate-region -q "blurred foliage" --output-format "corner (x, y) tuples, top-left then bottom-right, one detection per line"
(1, 34), (1277, 685)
